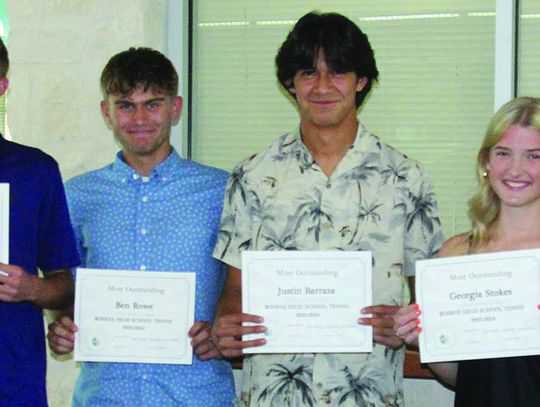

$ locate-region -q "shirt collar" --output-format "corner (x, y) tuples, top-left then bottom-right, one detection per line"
(276, 122), (379, 179)
(111, 148), (185, 182)
(286, 122), (373, 153)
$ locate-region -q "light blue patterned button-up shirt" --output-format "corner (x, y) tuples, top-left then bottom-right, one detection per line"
(66, 150), (235, 406)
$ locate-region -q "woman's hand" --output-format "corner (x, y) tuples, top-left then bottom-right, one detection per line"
(393, 303), (422, 347)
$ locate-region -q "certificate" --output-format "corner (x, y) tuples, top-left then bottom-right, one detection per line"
(416, 249), (540, 363)
(74, 268), (196, 364)
(242, 251), (372, 353)
(0, 183), (8, 265)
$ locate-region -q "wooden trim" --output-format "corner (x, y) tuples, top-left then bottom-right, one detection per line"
(404, 348), (434, 379)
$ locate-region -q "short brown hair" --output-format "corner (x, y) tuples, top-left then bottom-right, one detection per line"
(100, 47), (178, 98)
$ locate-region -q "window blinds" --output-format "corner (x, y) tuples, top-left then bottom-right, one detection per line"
(191, 1), (496, 238)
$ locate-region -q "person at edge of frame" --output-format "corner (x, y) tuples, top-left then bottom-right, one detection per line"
(0, 37), (80, 407)
(395, 96), (540, 407)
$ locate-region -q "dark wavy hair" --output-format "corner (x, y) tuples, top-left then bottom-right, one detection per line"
(100, 47), (178, 97)
(276, 11), (379, 108)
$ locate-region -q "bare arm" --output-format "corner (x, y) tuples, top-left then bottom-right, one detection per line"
(408, 276), (415, 304)
(394, 235), (470, 385)
(421, 235), (468, 388)
(215, 265), (243, 317)
(393, 303), (459, 387)
(429, 362), (458, 388)
(0, 263), (73, 309)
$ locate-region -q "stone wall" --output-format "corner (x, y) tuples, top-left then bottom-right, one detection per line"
(7, 0), (165, 180)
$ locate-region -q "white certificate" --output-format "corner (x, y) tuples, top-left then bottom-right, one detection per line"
(416, 249), (540, 363)
(242, 251), (372, 353)
(74, 268), (196, 364)
(0, 183), (8, 265)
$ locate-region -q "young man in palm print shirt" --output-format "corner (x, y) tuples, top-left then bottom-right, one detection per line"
(212, 11), (444, 406)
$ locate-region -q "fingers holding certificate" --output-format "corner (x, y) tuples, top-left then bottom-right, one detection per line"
(416, 249), (540, 363)
(74, 268), (196, 365)
(212, 312), (268, 358)
(241, 251), (373, 354)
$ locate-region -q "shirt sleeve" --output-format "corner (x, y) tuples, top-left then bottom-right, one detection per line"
(212, 163), (253, 269)
(63, 179), (88, 280)
(36, 162), (80, 273)
(403, 164), (445, 277)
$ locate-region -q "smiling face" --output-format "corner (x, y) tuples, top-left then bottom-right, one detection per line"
(101, 86), (182, 168)
(289, 51), (367, 132)
(486, 124), (540, 210)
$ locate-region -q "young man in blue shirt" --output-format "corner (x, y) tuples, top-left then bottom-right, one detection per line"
(0, 38), (81, 406)
(47, 47), (235, 406)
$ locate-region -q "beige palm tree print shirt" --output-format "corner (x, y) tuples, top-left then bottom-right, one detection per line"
(214, 123), (444, 406)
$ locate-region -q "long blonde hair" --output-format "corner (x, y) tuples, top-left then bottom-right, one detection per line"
(469, 97), (540, 249)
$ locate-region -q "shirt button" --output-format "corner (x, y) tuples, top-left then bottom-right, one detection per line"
(326, 182), (331, 189)
(121, 178), (127, 184)
(140, 265), (147, 271)
(142, 196), (148, 203)
(133, 174), (140, 180)
(142, 374), (148, 380)
(161, 176), (167, 182)
(141, 228), (148, 235)
(322, 222), (332, 230)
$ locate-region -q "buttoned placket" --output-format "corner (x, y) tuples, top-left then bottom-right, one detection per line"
(133, 173), (155, 384)
(312, 354), (330, 405)
(306, 151), (354, 402)
(134, 174), (153, 272)
(318, 175), (338, 249)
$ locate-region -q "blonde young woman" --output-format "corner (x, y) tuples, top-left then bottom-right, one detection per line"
(394, 97), (540, 406)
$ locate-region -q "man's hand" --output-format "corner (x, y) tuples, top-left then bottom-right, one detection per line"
(190, 321), (222, 360)
(47, 315), (78, 355)
(211, 313), (267, 359)
(359, 304), (404, 349)
(0, 262), (39, 303)
(0, 264), (73, 309)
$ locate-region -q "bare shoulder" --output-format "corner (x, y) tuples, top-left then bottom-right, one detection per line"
(439, 233), (470, 258)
